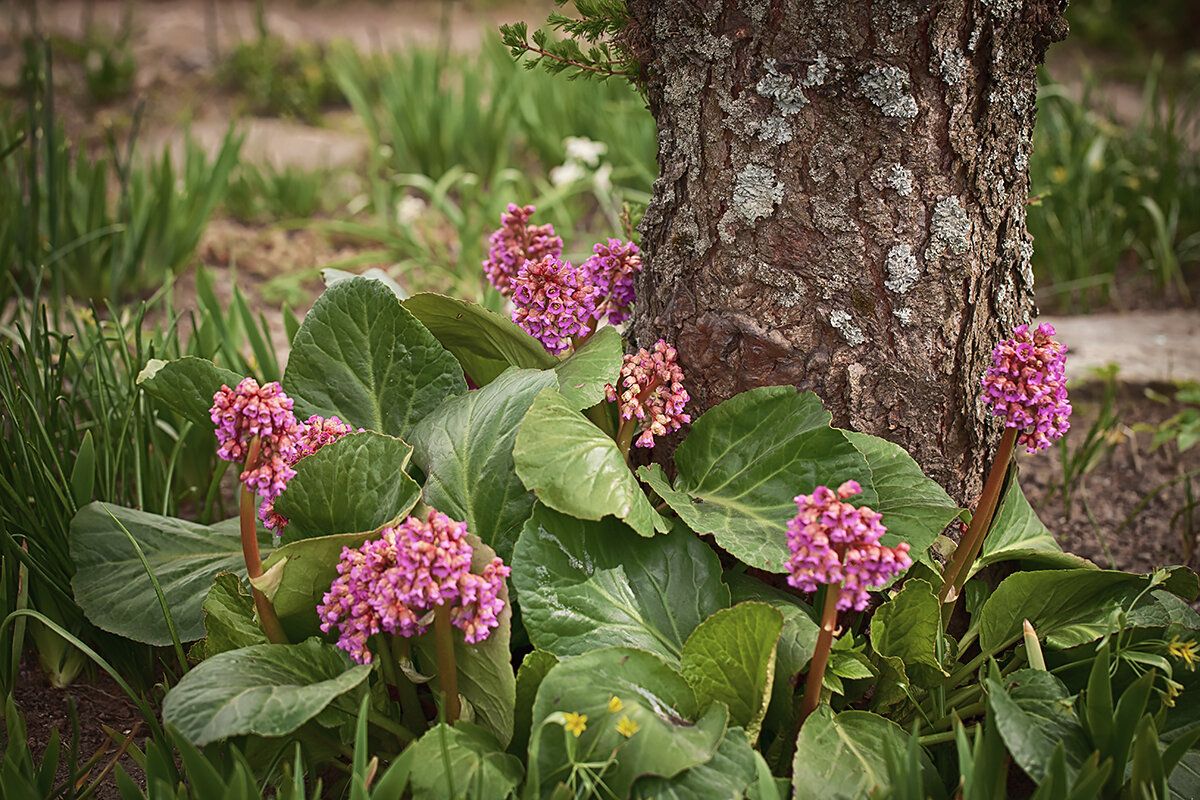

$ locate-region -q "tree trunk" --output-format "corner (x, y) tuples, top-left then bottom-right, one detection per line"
(625, 0), (1067, 503)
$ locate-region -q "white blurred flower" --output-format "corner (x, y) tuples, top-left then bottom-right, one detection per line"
(564, 136), (607, 167)
(594, 163), (613, 195)
(550, 161), (588, 187)
(396, 196), (427, 226)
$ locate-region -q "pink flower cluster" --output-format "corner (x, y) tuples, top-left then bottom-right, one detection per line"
(258, 414), (360, 530)
(511, 255), (598, 354)
(317, 511), (510, 664)
(604, 339), (691, 448)
(981, 323), (1072, 453)
(211, 378), (302, 506)
(785, 481), (912, 612)
(582, 238), (641, 325)
(482, 204), (563, 296)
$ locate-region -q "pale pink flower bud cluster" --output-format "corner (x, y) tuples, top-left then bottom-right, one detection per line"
(211, 378), (302, 506)
(786, 481), (912, 612)
(604, 339), (690, 448)
(483, 204), (563, 296)
(317, 511), (510, 664)
(981, 323), (1072, 453)
(511, 255), (598, 355)
(258, 414), (360, 531)
(582, 238), (641, 325)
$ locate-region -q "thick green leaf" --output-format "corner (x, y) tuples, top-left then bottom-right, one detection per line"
(409, 368), (558, 560)
(1047, 588), (1200, 650)
(632, 726), (759, 799)
(403, 292), (556, 387)
(70, 502), (271, 645)
(976, 479), (1092, 573)
(513, 650), (559, 757)
(791, 708), (936, 800)
(530, 647), (727, 799)
(514, 388), (665, 537)
(986, 670), (1091, 783)
(870, 579), (947, 688)
(842, 431), (961, 558)
(412, 535), (517, 747)
(263, 531), (373, 639)
(513, 506), (729, 664)
(137, 356), (243, 426)
(553, 326), (623, 410)
(197, 572), (267, 659)
(979, 568), (1199, 657)
(680, 603), (782, 746)
(638, 387), (872, 571)
(274, 432), (420, 544)
(408, 722), (524, 800)
(283, 278), (466, 438)
(323, 266), (407, 299)
(162, 639), (371, 746)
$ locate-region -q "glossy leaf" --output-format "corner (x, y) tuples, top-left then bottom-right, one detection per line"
(976, 480), (1092, 573)
(70, 502), (271, 645)
(512, 506), (729, 664)
(409, 368), (558, 560)
(275, 432), (420, 544)
(870, 579), (947, 688)
(553, 326), (623, 410)
(163, 639), (371, 746)
(632, 726), (759, 799)
(403, 292), (556, 387)
(986, 670), (1091, 783)
(529, 647), (727, 799)
(283, 278), (466, 438)
(137, 356), (242, 426)
(638, 387), (872, 571)
(680, 602), (783, 746)
(791, 708), (935, 800)
(512, 650), (559, 757)
(195, 572), (267, 659)
(514, 388), (665, 537)
(262, 531), (373, 640)
(408, 723), (524, 800)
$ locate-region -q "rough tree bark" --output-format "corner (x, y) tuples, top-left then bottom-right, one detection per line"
(625, 0), (1067, 503)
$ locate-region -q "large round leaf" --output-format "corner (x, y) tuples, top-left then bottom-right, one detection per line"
(137, 356), (242, 427)
(632, 727), (760, 799)
(283, 278), (466, 439)
(552, 326), (623, 410)
(262, 531), (374, 639)
(869, 578), (948, 690)
(512, 505), (728, 664)
(403, 292), (556, 387)
(162, 638), (371, 746)
(407, 722), (524, 800)
(976, 478), (1092, 573)
(70, 502), (272, 645)
(680, 602), (783, 746)
(638, 387), (872, 571)
(530, 648), (727, 799)
(274, 431), (421, 544)
(409, 367), (558, 560)
(515, 388), (665, 537)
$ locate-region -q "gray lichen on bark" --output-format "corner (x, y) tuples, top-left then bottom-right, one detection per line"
(626, 0), (1067, 501)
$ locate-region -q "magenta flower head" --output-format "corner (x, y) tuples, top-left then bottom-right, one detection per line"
(786, 481), (912, 612)
(604, 339), (691, 448)
(317, 510), (511, 664)
(511, 254), (597, 355)
(210, 378), (303, 504)
(258, 415), (361, 531)
(981, 323), (1072, 453)
(582, 238), (641, 325)
(483, 203), (564, 297)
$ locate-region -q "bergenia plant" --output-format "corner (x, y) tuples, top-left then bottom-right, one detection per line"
(938, 323), (1072, 603)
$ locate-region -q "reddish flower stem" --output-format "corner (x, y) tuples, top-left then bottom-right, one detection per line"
(938, 426), (1018, 605)
(241, 438), (287, 644)
(799, 580), (843, 727)
(434, 604), (461, 724)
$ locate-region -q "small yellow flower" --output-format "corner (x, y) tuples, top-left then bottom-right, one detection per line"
(608, 696), (623, 713)
(1165, 678), (1184, 707)
(1168, 636), (1198, 670)
(562, 711), (587, 738)
(616, 714), (640, 738)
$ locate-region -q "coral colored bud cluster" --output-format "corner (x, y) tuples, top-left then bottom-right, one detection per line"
(482, 204), (563, 296)
(981, 323), (1072, 453)
(316, 511), (510, 664)
(785, 481), (912, 612)
(582, 238), (641, 325)
(211, 378), (302, 505)
(604, 339), (691, 448)
(258, 414), (360, 530)
(511, 255), (598, 355)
